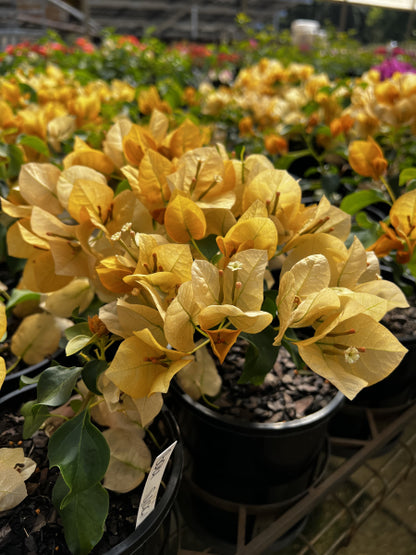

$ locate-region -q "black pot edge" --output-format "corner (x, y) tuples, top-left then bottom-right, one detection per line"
(172, 382), (345, 436)
(2, 348), (64, 397)
(0, 387), (184, 555)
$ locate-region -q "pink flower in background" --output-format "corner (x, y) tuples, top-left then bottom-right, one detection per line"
(75, 37), (95, 53)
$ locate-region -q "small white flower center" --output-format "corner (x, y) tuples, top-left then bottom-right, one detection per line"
(344, 346), (360, 364)
(227, 261), (243, 272)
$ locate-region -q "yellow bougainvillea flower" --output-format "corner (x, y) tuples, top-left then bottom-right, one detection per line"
(164, 191), (207, 243)
(67, 93), (101, 127)
(203, 328), (242, 364)
(96, 256), (136, 294)
(264, 134), (288, 155)
(123, 149), (174, 223)
(0, 79), (21, 106)
(238, 116), (255, 136)
(47, 115), (76, 151)
(282, 196), (351, 253)
(0, 303), (6, 339)
(122, 235), (193, 304)
(102, 118), (133, 169)
(18, 162), (63, 215)
(67, 177), (114, 231)
(230, 153), (274, 218)
(329, 114), (355, 138)
(274, 254), (341, 346)
(99, 296), (165, 346)
(162, 118), (210, 160)
(348, 136), (388, 180)
(175, 346), (222, 400)
(105, 328), (191, 398)
(63, 136), (115, 175)
(55, 165), (108, 210)
(0, 100), (15, 129)
(216, 200), (278, 260)
(29, 207), (96, 280)
(11, 312), (72, 365)
(164, 249), (273, 358)
(138, 86), (172, 115)
(122, 123), (158, 166)
(368, 189), (416, 263)
(296, 298), (408, 400)
(19, 251), (74, 293)
(281, 235), (408, 321)
(242, 168), (302, 232)
(43, 277), (95, 318)
(166, 145), (236, 209)
(0, 356), (5, 391)
(121, 110), (208, 169)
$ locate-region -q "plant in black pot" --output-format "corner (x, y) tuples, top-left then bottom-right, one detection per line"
(83, 148), (406, 549)
(0, 316), (183, 555)
(1, 131), (409, 551)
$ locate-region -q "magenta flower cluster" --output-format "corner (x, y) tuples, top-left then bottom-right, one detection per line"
(372, 57), (416, 80)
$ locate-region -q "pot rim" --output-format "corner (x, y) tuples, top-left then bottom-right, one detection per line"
(173, 382), (345, 435)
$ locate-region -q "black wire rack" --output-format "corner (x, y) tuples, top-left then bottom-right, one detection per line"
(168, 402), (416, 555)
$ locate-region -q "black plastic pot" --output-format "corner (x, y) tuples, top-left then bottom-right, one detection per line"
(1, 349), (65, 398)
(0, 387), (183, 555)
(169, 383), (344, 547)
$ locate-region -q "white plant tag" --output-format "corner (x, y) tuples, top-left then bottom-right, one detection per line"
(136, 440), (177, 528)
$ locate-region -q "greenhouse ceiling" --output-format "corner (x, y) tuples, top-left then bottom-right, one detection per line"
(330, 0), (415, 10)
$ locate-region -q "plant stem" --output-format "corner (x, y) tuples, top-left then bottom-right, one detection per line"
(6, 356), (22, 374)
(381, 175), (396, 203)
(146, 426), (162, 450)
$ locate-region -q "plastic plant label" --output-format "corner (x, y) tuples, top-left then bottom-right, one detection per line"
(135, 440), (177, 527)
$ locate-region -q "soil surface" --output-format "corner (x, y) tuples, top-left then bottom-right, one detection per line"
(211, 340), (338, 423)
(381, 294), (416, 337)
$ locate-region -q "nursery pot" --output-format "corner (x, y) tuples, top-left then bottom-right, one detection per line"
(170, 382), (344, 547)
(1, 351), (63, 398)
(0, 387), (183, 555)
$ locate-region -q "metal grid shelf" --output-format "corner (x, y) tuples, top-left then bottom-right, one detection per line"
(170, 402), (416, 555)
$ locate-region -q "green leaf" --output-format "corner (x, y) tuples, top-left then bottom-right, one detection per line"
(81, 359), (108, 395)
(65, 323), (96, 356)
(52, 474), (109, 555)
(6, 144), (24, 178)
(64, 322), (91, 340)
(399, 168), (416, 187)
(37, 365), (83, 407)
(6, 289), (41, 311)
(262, 289), (278, 318)
(114, 178), (131, 195)
(21, 400), (51, 439)
(19, 374), (40, 387)
(275, 149), (310, 171)
(18, 135), (50, 157)
(66, 334), (97, 356)
(321, 173), (340, 196)
(48, 410), (110, 495)
(18, 83), (38, 103)
(239, 326), (280, 384)
(340, 190), (389, 215)
(194, 234), (219, 261)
